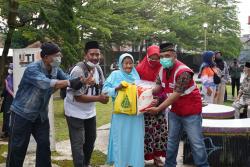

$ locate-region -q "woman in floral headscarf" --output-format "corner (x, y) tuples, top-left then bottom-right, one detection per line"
(0, 63), (14, 139)
(103, 53), (144, 167)
(136, 45), (167, 166)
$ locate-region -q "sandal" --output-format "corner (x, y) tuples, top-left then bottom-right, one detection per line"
(153, 157), (164, 167)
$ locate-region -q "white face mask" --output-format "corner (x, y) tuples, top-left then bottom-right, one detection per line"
(8, 69), (13, 74)
(50, 56), (61, 67)
(86, 61), (99, 68)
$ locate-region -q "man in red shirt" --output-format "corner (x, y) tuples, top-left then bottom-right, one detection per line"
(147, 43), (209, 167)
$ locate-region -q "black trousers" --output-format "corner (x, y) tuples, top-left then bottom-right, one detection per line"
(7, 112), (51, 167)
(231, 77), (240, 97)
(66, 116), (96, 167)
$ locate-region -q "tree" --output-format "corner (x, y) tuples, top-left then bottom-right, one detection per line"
(0, 0), (242, 82)
(0, 0), (52, 83)
(42, 0), (80, 68)
(0, 0), (20, 83)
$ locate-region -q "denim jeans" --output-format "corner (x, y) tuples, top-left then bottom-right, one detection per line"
(66, 116), (96, 167)
(165, 111), (209, 167)
(6, 112), (51, 167)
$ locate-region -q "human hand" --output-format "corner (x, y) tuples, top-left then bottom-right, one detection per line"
(235, 97), (240, 102)
(214, 91), (218, 98)
(82, 72), (96, 86)
(145, 107), (160, 115)
(98, 93), (109, 104)
(207, 87), (212, 96)
(115, 84), (126, 91)
(69, 77), (83, 90)
(151, 98), (159, 107)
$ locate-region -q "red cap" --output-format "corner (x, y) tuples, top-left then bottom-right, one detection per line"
(147, 45), (160, 57)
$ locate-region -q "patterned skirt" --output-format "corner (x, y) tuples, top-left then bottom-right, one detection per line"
(144, 112), (168, 160)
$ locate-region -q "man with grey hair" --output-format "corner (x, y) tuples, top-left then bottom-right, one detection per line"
(7, 42), (84, 167)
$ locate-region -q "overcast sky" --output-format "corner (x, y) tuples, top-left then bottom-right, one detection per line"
(238, 0), (250, 35)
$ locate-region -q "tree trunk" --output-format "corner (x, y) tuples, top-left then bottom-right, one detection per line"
(0, 0), (19, 84)
(139, 40), (144, 60)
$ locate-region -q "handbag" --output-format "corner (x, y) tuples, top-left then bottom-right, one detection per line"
(114, 81), (137, 115)
(210, 67), (221, 84)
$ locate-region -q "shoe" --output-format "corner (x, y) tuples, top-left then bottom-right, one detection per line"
(0, 134), (9, 141)
(153, 157), (164, 167)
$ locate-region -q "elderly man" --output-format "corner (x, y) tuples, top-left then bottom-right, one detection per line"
(6, 42), (84, 167)
(146, 43), (209, 167)
(233, 62), (250, 118)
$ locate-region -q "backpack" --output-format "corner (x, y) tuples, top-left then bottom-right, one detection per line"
(60, 62), (104, 99)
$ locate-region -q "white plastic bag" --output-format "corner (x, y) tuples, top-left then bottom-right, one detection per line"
(135, 80), (156, 114)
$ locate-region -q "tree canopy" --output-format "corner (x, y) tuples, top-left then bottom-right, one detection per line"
(0, 0), (242, 75)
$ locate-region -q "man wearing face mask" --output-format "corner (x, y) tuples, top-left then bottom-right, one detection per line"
(64, 41), (109, 167)
(6, 42), (84, 167)
(146, 43), (209, 167)
(0, 63), (14, 140)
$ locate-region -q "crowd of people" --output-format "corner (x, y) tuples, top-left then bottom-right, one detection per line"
(0, 40), (249, 167)
(198, 50), (250, 119)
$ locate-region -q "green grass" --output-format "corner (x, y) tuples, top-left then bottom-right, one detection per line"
(224, 100), (233, 106)
(52, 150), (107, 167)
(52, 160), (73, 167)
(0, 99), (112, 165)
(0, 145), (7, 163)
(90, 150), (107, 166)
(54, 98), (112, 141)
(0, 85), (235, 166)
(0, 142), (107, 166)
(197, 83), (233, 99)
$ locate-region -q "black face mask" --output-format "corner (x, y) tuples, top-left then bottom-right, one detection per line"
(215, 57), (224, 70)
(215, 57), (223, 61)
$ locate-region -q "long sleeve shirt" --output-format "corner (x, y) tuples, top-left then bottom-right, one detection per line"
(10, 60), (69, 122)
(239, 76), (250, 100)
(200, 67), (218, 88)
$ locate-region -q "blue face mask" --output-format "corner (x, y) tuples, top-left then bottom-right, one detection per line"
(160, 58), (173, 69)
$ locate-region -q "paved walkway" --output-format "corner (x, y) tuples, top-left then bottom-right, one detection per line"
(0, 123), (193, 167)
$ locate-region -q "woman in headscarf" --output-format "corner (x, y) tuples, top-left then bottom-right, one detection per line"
(136, 45), (167, 166)
(0, 63), (14, 139)
(200, 51), (219, 103)
(103, 53), (144, 167)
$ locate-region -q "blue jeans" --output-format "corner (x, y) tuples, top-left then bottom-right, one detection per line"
(6, 112), (51, 167)
(165, 112), (209, 167)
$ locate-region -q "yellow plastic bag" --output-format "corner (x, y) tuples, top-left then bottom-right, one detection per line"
(114, 81), (137, 115)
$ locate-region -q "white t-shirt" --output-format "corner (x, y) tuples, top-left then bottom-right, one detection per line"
(64, 65), (99, 119)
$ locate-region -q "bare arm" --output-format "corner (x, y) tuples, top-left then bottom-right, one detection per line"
(74, 95), (100, 103)
(74, 93), (109, 104)
(146, 71), (192, 113)
(157, 92), (182, 111)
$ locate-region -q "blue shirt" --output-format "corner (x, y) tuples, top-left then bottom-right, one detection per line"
(10, 60), (69, 122)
